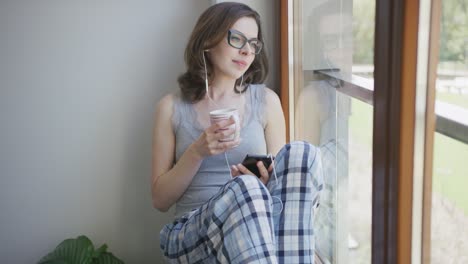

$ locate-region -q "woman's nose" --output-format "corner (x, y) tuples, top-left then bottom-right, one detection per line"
(240, 43), (253, 55)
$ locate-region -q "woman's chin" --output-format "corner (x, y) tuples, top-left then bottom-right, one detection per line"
(233, 71), (246, 80)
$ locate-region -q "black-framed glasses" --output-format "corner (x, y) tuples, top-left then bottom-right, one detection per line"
(227, 29), (263, 54)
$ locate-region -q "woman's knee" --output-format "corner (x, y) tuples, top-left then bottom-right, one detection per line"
(227, 175), (273, 204)
(229, 175), (266, 191)
(274, 141), (324, 194)
(276, 141), (321, 168)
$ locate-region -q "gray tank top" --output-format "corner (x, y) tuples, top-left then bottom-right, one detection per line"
(171, 84), (268, 218)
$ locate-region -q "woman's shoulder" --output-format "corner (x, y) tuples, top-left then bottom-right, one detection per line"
(157, 93), (174, 110)
(264, 88), (281, 112)
(157, 91), (184, 108)
(249, 83), (275, 94)
(254, 85), (280, 105)
(155, 92), (183, 120)
(248, 84), (280, 107)
(263, 86), (279, 98)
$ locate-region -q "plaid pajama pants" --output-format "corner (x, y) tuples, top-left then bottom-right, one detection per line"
(160, 141), (324, 263)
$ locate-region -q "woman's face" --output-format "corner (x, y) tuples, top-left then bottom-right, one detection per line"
(208, 16), (259, 81)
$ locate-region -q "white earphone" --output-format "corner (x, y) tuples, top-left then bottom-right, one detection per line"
(202, 49), (282, 215)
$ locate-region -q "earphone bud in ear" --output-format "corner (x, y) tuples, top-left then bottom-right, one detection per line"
(204, 49), (209, 52)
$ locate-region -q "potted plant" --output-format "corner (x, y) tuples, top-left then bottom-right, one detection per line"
(38, 235), (124, 264)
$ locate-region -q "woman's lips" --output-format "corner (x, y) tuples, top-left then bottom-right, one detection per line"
(232, 60), (247, 68)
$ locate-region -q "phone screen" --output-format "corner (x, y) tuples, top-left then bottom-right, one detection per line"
(241, 154), (273, 178)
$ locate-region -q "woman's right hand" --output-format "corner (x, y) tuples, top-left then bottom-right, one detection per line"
(190, 117), (241, 158)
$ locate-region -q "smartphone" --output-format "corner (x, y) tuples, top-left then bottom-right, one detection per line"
(241, 154), (274, 178)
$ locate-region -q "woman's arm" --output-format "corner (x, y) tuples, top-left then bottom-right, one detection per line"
(151, 94), (202, 211)
(264, 88), (286, 155)
(151, 94), (240, 212)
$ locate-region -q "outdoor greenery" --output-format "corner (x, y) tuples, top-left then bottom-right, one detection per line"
(353, 0), (468, 67)
(349, 98), (468, 215)
(439, 0), (468, 63)
(433, 133), (468, 214)
(351, 0), (468, 215)
(352, 0), (375, 65)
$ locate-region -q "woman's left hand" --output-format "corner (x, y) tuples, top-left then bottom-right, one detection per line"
(231, 162), (273, 185)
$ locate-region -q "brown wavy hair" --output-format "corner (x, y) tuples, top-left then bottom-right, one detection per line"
(178, 2), (268, 103)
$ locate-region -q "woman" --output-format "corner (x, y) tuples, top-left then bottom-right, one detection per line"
(152, 2), (323, 263)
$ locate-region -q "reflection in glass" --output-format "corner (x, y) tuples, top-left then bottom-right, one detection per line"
(293, 0), (374, 263)
(347, 98), (373, 264)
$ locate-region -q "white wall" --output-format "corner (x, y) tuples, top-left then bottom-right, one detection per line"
(0, 1), (210, 263)
(0, 1), (278, 263)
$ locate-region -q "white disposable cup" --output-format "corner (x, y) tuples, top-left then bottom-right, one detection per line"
(209, 108), (240, 142)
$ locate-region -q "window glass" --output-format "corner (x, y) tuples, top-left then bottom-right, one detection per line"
(293, 0), (375, 263)
(431, 0), (468, 262)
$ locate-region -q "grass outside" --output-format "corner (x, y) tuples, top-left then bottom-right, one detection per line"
(349, 95), (468, 215)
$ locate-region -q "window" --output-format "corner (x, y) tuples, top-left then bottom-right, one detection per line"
(430, 0), (468, 262)
(285, 0), (375, 262)
(280, 0), (467, 263)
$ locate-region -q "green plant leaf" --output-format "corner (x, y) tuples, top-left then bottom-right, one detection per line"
(92, 244), (108, 259)
(38, 236), (95, 264)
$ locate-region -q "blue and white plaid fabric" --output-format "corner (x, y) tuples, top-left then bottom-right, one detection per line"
(160, 141), (324, 263)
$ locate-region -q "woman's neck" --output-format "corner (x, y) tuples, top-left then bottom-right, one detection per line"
(208, 77), (237, 101)
(205, 81), (245, 110)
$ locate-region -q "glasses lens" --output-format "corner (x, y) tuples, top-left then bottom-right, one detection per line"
(249, 40), (263, 54)
(228, 31), (245, 49)
(228, 30), (263, 54)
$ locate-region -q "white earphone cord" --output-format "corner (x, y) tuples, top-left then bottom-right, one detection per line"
(225, 152), (283, 215)
(202, 51), (282, 214)
(202, 51), (243, 102)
